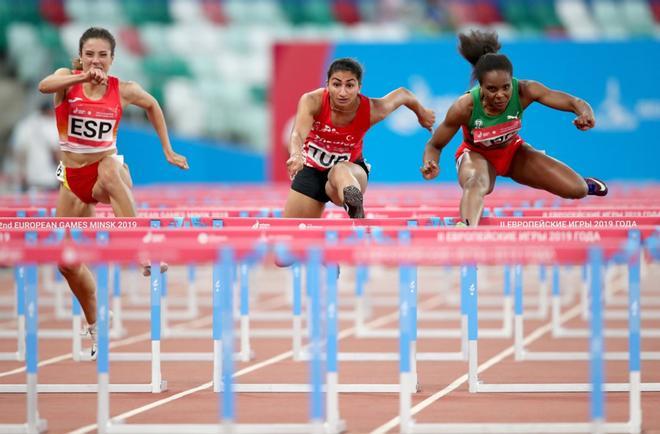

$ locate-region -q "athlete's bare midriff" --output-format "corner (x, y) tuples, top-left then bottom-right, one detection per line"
(61, 148), (117, 168)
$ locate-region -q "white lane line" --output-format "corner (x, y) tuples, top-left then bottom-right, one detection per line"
(0, 313), (55, 328)
(0, 296), (289, 378)
(370, 304), (582, 434)
(67, 295), (447, 434)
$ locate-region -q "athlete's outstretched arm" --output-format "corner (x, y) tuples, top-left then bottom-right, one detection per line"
(370, 87), (435, 131)
(421, 97), (469, 180)
(286, 90), (321, 180)
(120, 81), (189, 170)
(38, 68), (107, 105)
(521, 80), (595, 131)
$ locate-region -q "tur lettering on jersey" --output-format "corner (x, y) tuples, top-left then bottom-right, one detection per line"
(306, 142), (351, 168)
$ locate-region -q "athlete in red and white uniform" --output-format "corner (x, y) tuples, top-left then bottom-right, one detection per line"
(39, 27), (188, 359)
(302, 90), (370, 171)
(284, 58), (435, 218)
(54, 70), (124, 203)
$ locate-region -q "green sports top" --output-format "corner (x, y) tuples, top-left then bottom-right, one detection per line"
(462, 78), (523, 148)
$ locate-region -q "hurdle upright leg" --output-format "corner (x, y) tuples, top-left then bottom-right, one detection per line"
(16, 266), (26, 362)
(307, 248), (325, 434)
(291, 263), (303, 361)
(513, 264), (524, 360)
(26, 265), (47, 433)
(399, 264), (414, 434)
(97, 264), (110, 434)
(111, 264), (125, 338)
(212, 261), (222, 393)
(219, 248), (236, 431)
(465, 265), (478, 393)
(325, 262), (345, 433)
(149, 266), (166, 393)
(589, 247), (605, 434)
(72, 294), (83, 361)
(238, 262), (253, 362)
(627, 233), (642, 434)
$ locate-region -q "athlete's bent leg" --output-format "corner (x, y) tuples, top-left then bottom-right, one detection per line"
(326, 162), (368, 218)
(58, 264), (97, 324)
(55, 186), (97, 325)
(92, 156), (136, 217)
(507, 144), (588, 199)
(91, 157), (164, 274)
(458, 151), (496, 226)
(283, 189), (325, 218)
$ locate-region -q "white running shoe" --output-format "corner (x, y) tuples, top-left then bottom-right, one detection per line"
(83, 311), (113, 361)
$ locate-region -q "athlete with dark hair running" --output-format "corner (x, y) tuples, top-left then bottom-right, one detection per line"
(284, 57), (436, 218)
(39, 27), (188, 358)
(421, 30), (607, 226)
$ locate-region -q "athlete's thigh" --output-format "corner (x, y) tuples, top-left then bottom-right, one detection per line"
(55, 185), (95, 217)
(507, 143), (583, 192)
(326, 162), (369, 206)
(92, 156), (131, 204)
(283, 189), (325, 218)
(119, 162), (133, 189)
(457, 150), (496, 193)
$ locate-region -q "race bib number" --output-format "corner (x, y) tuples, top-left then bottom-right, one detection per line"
(68, 115), (115, 142)
(55, 162), (65, 182)
(476, 131), (517, 148)
(307, 142), (351, 168)
(473, 119), (521, 148)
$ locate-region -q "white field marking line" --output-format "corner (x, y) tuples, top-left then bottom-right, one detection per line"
(370, 302), (585, 434)
(0, 313), (56, 328)
(67, 294), (447, 434)
(0, 295), (290, 378)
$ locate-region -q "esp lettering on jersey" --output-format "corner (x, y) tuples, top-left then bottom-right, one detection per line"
(68, 115), (116, 142)
(56, 74), (122, 153)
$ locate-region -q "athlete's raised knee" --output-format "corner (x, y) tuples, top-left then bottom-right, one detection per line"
(461, 175), (491, 195)
(97, 158), (124, 189)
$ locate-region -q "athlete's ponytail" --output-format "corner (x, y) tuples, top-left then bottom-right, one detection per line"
(458, 30), (512, 84)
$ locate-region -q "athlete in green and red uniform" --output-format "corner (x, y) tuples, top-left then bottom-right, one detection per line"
(421, 30), (607, 226)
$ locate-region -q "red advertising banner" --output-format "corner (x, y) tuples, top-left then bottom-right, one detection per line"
(270, 43), (330, 182)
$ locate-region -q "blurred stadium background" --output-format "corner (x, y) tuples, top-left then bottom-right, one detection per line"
(0, 0), (658, 190)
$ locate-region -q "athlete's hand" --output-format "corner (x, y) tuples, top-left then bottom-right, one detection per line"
(573, 113), (595, 131)
(166, 151), (189, 170)
(420, 159), (439, 180)
(417, 108), (436, 132)
(85, 67), (107, 86)
(286, 152), (305, 180)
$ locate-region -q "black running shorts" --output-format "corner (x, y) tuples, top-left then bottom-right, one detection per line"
(291, 160), (370, 203)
